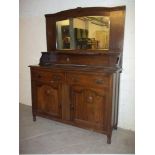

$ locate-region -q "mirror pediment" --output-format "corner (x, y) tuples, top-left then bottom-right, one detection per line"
(45, 6), (126, 52)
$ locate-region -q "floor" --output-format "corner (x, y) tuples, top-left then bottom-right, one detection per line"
(19, 104), (135, 154)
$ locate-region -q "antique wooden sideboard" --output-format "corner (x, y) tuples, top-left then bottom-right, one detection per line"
(29, 6), (126, 144)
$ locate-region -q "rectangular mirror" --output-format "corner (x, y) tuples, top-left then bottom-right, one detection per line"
(56, 16), (110, 50)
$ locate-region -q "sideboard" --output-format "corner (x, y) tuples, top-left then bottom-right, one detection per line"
(29, 6), (126, 144)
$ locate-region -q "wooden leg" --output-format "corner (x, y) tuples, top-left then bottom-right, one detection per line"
(32, 110), (36, 121)
(32, 113), (36, 122)
(107, 135), (111, 144)
(113, 124), (118, 130)
(33, 115), (36, 121)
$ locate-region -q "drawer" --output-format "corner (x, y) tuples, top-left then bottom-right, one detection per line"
(67, 73), (109, 88)
(31, 70), (64, 83)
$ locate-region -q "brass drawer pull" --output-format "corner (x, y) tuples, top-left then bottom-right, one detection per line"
(95, 79), (104, 84)
(50, 75), (62, 83)
(52, 75), (62, 81)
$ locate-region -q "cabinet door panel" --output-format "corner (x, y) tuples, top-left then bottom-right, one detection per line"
(36, 82), (62, 118)
(71, 86), (107, 131)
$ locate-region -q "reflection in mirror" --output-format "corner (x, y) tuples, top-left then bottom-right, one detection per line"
(56, 16), (110, 50)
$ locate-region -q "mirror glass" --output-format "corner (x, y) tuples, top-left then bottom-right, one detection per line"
(56, 16), (110, 50)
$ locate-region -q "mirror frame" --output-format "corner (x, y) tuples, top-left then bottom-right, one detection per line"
(45, 6), (126, 52)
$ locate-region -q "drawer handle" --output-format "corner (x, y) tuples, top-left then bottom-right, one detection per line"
(95, 79), (104, 84)
(50, 75), (62, 83)
(52, 75), (61, 81)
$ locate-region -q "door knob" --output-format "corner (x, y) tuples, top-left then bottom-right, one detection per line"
(87, 96), (93, 103)
(46, 90), (50, 94)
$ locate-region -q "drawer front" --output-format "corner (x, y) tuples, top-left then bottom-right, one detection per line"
(31, 70), (64, 83)
(67, 73), (109, 88)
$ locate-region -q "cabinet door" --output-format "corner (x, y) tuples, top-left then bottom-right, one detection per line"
(70, 86), (107, 131)
(36, 82), (62, 118)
